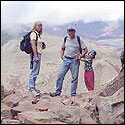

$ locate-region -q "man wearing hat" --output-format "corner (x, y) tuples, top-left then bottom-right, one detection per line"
(50, 26), (88, 97)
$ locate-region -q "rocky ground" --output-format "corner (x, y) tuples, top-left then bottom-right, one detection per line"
(1, 68), (124, 124)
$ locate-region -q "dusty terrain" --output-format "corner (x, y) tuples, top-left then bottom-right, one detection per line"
(1, 33), (121, 96)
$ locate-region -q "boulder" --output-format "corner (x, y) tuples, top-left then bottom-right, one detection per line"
(98, 69), (124, 97)
(18, 111), (60, 124)
(91, 87), (124, 124)
(1, 103), (13, 119)
(2, 93), (23, 108)
(10, 100), (36, 117)
(1, 118), (21, 124)
(56, 106), (96, 124)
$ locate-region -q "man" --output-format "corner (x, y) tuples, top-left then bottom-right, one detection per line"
(50, 26), (88, 97)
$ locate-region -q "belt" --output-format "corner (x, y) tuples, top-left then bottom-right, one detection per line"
(65, 56), (74, 59)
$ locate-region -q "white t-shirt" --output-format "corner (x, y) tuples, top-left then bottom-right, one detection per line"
(30, 31), (42, 54)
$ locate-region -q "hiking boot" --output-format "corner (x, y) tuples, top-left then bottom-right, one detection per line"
(35, 88), (41, 93)
(50, 92), (60, 97)
(30, 90), (40, 96)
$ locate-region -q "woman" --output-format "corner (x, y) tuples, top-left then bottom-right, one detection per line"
(29, 21), (46, 96)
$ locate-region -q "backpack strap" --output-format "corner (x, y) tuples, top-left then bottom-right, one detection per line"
(30, 31), (38, 69)
(77, 36), (82, 54)
(64, 36), (68, 50)
(34, 31), (38, 43)
(64, 36), (82, 54)
(30, 52), (34, 69)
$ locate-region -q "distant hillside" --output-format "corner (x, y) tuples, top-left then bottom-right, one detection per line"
(43, 20), (124, 40)
(1, 24), (31, 46)
(1, 20), (124, 124)
(1, 20), (123, 95)
(1, 20), (124, 51)
(43, 20), (124, 51)
(93, 38), (124, 51)
(1, 31), (121, 96)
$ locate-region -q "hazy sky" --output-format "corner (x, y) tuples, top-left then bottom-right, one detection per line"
(1, 1), (124, 25)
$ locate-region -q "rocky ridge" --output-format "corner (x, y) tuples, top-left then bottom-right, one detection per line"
(1, 68), (124, 124)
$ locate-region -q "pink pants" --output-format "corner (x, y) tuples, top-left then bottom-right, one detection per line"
(84, 70), (94, 91)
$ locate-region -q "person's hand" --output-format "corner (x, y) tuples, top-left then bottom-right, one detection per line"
(35, 56), (39, 63)
(61, 55), (65, 60)
(78, 54), (82, 60)
(75, 55), (81, 60)
(75, 55), (79, 60)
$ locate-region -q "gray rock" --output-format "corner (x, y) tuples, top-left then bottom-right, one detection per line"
(1, 103), (13, 119)
(2, 93), (23, 108)
(56, 106), (96, 124)
(91, 87), (124, 124)
(1, 118), (21, 124)
(18, 111), (60, 124)
(98, 69), (124, 97)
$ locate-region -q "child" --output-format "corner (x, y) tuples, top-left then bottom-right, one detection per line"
(81, 50), (96, 91)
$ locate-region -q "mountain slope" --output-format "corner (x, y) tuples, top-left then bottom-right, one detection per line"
(1, 20), (124, 51)
(1, 33), (121, 96)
